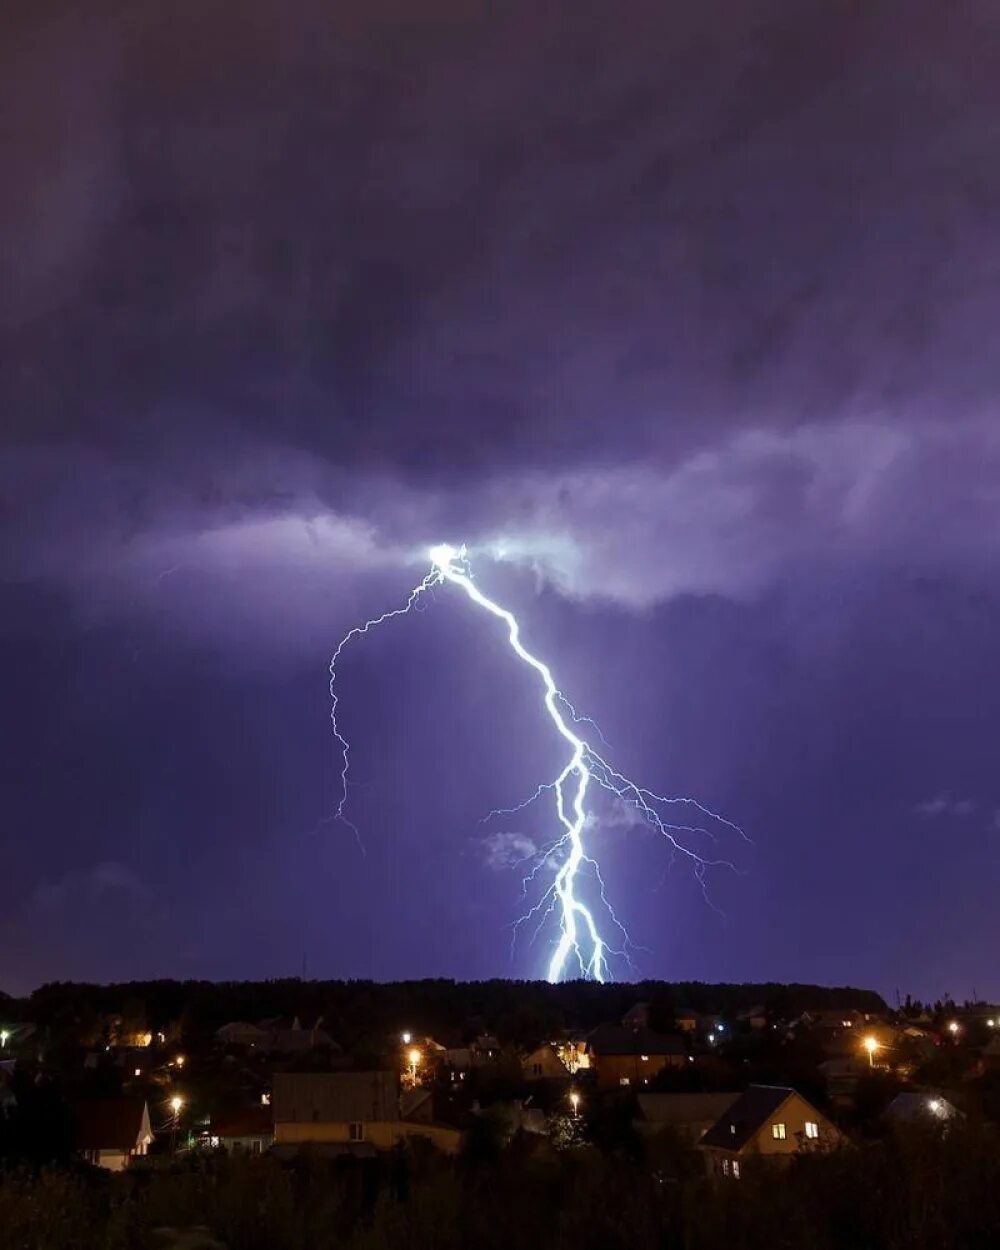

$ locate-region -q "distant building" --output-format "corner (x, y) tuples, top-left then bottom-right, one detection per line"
(216, 1018), (337, 1054)
(622, 1002), (650, 1029)
(522, 1044), (570, 1081)
(634, 1092), (741, 1143)
(211, 1106), (274, 1154)
(74, 1098), (153, 1171)
(586, 1025), (685, 1089)
(674, 1009), (700, 1034)
(272, 1071), (461, 1154)
(700, 1086), (841, 1177)
(737, 1005), (768, 1031)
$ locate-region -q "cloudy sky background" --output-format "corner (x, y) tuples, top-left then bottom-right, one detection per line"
(3, 0), (1000, 998)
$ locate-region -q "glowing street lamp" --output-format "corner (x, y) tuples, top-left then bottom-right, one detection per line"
(863, 1036), (879, 1067)
(0, 1030), (8, 1048)
(173, 1055), (186, 1069)
(401, 1031), (412, 1045)
(168, 1095), (184, 1152)
(947, 1020), (961, 1037)
(569, 1091), (581, 1116)
(408, 1048), (421, 1085)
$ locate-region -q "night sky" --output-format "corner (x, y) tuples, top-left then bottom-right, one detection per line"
(3, 0), (1000, 1000)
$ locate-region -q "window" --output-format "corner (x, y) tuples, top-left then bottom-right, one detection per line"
(771, 1122), (786, 1140)
(732, 1160), (741, 1179)
(348, 1122), (364, 1142)
(619, 1076), (631, 1087)
(729, 1123), (736, 1135)
(805, 1121), (819, 1139)
(721, 1158), (729, 1176)
(532, 1063), (542, 1077)
(640, 1054), (649, 1062)
(251, 1139), (262, 1155)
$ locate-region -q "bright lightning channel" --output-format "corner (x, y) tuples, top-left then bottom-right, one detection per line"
(329, 542), (742, 983)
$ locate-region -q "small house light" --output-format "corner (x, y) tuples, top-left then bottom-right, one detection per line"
(640, 1054), (650, 1061)
(401, 1032), (412, 1045)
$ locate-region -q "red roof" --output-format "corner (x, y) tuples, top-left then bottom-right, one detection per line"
(74, 1099), (148, 1152)
(212, 1106), (273, 1138)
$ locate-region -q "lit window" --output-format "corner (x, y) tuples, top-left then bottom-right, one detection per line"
(721, 1158), (729, 1175)
(620, 1077), (631, 1087)
(771, 1122), (786, 1140)
(251, 1140), (262, 1154)
(732, 1160), (741, 1179)
(348, 1122), (364, 1142)
(729, 1124), (736, 1135)
(805, 1121), (819, 1139)
(640, 1054), (649, 1062)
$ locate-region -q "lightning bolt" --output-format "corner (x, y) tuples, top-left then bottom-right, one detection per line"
(329, 542), (743, 982)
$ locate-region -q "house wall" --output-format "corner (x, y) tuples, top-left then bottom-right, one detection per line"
(594, 1053), (684, 1089)
(275, 1120), (461, 1154)
(524, 1047), (570, 1080)
(748, 1093), (839, 1157)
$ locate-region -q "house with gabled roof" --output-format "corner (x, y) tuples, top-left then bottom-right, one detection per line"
(586, 1024), (685, 1089)
(634, 1092), (741, 1143)
(74, 1098), (153, 1171)
(700, 1085), (841, 1178)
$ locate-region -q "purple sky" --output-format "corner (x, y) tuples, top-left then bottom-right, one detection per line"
(3, 0), (1000, 999)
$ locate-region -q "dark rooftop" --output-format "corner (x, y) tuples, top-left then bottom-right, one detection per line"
(700, 1085), (794, 1151)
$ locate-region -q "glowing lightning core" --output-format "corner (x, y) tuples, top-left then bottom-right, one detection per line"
(330, 543), (742, 983)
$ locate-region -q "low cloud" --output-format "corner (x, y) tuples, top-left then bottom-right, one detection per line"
(481, 831), (538, 871)
(914, 795), (977, 820)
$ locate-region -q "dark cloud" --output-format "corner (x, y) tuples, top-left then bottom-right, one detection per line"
(2, 0), (1000, 997)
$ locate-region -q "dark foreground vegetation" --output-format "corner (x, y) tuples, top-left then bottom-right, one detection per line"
(3, 1125), (1000, 1250)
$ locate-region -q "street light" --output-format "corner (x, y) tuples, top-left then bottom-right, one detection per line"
(401, 1031), (412, 1045)
(947, 1021), (961, 1039)
(863, 1036), (879, 1067)
(0, 1030), (8, 1048)
(168, 1095), (184, 1153)
(408, 1048), (421, 1085)
(569, 1091), (581, 1116)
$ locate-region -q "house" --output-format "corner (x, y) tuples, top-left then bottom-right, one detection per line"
(211, 1106), (274, 1154)
(259, 1017), (337, 1054)
(700, 1086), (841, 1177)
(586, 1024), (685, 1089)
(522, 1043), (570, 1081)
(980, 1036), (1000, 1071)
(272, 1071), (462, 1154)
(75, 1098), (154, 1171)
(675, 1009), (700, 1034)
(818, 1057), (868, 1106)
(216, 1022), (268, 1048)
(622, 1002), (650, 1029)
(737, 1004), (768, 1031)
(634, 1092), (741, 1143)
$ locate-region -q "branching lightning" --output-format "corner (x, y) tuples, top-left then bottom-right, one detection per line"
(329, 543), (744, 982)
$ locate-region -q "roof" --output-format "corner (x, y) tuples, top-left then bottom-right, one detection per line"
(272, 1071), (397, 1124)
(212, 1106), (274, 1137)
(587, 1024), (685, 1057)
(75, 1099), (150, 1152)
(636, 1092), (740, 1127)
(700, 1085), (795, 1151)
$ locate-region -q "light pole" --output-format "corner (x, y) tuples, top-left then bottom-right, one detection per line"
(169, 1095), (184, 1153)
(863, 1036), (879, 1068)
(407, 1048), (421, 1086)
